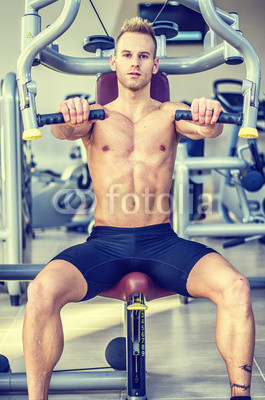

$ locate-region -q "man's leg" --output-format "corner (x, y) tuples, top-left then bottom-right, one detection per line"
(186, 252), (255, 398)
(23, 260), (88, 400)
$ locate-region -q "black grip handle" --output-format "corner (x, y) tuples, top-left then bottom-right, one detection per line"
(37, 109), (105, 127)
(222, 238), (245, 248)
(175, 110), (243, 126)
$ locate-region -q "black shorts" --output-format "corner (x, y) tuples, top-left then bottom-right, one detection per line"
(50, 223), (218, 301)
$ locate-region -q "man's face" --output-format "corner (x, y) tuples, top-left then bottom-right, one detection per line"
(110, 32), (159, 92)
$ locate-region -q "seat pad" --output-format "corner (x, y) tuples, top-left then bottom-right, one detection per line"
(99, 272), (175, 302)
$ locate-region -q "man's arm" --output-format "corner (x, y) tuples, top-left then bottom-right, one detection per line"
(173, 97), (223, 140)
(51, 97), (107, 141)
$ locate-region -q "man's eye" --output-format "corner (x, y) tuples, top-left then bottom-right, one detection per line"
(141, 55), (147, 59)
(124, 53), (131, 57)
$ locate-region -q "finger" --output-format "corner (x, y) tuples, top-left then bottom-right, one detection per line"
(191, 99), (199, 122)
(211, 101), (222, 124)
(82, 99), (90, 123)
(73, 97), (84, 124)
(104, 110), (110, 119)
(67, 99), (77, 125)
(198, 97), (206, 124)
(205, 101), (214, 124)
(59, 101), (71, 124)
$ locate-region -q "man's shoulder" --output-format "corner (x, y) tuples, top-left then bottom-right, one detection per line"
(160, 101), (189, 112)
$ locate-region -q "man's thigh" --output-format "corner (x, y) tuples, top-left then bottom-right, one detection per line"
(137, 232), (218, 298)
(186, 252), (243, 302)
(30, 259), (88, 305)
(49, 236), (136, 301)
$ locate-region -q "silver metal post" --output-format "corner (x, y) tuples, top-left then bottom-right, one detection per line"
(17, 0), (81, 139)
(0, 73), (22, 297)
(173, 144), (190, 239)
(0, 264), (44, 280)
(0, 371), (126, 392)
(199, 0), (260, 136)
(156, 34), (167, 58)
(186, 224), (265, 237)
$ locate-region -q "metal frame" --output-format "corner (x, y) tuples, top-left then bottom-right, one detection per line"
(17, 0), (260, 135)
(0, 73), (23, 300)
(0, 370), (126, 393)
(173, 144), (265, 239)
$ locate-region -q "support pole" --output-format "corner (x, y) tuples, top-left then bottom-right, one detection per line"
(0, 371), (126, 392)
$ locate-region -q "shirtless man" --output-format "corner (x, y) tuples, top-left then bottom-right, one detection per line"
(23, 17), (255, 400)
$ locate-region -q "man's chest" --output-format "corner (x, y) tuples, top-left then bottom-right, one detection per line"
(90, 111), (178, 156)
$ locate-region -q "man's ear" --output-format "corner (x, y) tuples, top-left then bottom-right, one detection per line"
(152, 57), (159, 75)
(110, 54), (117, 72)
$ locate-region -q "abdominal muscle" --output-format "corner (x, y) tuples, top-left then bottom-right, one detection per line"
(89, 156), (175, 227)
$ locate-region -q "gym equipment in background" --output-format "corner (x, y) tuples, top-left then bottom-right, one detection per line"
(213, 79), (265, 247)
(31, 149), (94, 231)
(0, 72), (33, 306)
(31, 93), (95, 231)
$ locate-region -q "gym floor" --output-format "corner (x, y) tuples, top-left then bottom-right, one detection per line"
(0, 223), (265, 400)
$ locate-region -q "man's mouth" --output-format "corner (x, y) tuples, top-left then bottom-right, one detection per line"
(128, 72), (141, 76)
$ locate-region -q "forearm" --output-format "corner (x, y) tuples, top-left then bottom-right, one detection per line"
(51, 97), (98, 141)
(51, 123), (91, 141)
(196, 122), (223, 138)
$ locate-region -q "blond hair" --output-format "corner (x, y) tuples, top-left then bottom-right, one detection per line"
(116, 17), (157, 57)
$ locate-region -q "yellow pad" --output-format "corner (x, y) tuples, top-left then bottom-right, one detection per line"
(23, 129), (42, 141)
(127, 303), (148, 311)
(238, 127), (258, 139)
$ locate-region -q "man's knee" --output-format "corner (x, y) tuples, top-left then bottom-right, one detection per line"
(26, 261), (72, 315)
(219, 275), (252, 316)
(26, 274), (62, 316)
(26, 260), (87, 315)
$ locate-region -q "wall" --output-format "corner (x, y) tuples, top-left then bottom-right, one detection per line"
(0, 0), (264, 175)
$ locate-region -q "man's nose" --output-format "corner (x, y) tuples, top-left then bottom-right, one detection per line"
(131, 56), (140, 67)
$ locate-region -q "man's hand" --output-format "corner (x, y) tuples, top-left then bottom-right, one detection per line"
(58, 97), (109, 127)
(190, 97), (222, 126)
(52, 97), (109, 141)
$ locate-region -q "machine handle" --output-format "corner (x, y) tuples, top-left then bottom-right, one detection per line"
(37, 109), (106, 127)
(174, 110), (259, 138)
(23, 109), (106, 140)
(175, 110), (243, 126)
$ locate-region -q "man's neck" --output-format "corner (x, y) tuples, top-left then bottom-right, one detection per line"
(113, 83), (155, 120)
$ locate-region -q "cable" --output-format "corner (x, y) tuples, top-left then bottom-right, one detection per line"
(152, 0), (170, 25)
(89, 0), (110, 38)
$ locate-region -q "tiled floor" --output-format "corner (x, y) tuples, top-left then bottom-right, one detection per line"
(0, 227), (265, 399)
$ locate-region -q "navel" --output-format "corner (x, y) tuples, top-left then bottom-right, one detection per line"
(160, 144), (166, 151)
(102, 145), (110, 152)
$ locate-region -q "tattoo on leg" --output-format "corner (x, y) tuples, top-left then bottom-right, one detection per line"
(230, 383), (250, 391)
(239, 364), (252, 373)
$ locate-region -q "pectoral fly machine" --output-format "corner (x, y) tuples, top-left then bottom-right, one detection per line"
(0, 0), (263, 398)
